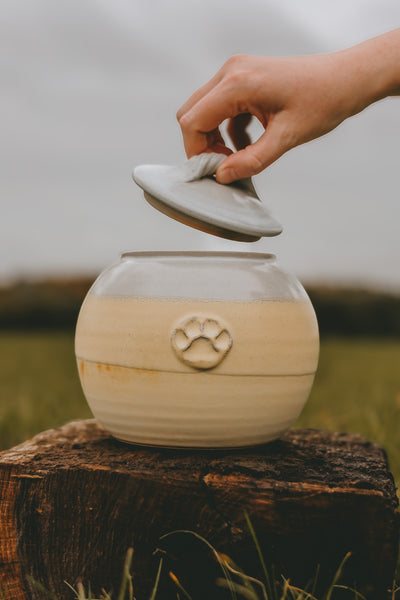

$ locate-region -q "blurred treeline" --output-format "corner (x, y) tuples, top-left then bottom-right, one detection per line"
(0, 277), (399, 337)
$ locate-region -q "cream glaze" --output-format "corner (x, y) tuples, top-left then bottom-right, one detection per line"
(75, 295), (319, 447)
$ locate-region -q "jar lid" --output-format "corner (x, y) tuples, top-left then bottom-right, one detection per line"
(132, 153), (282, 242)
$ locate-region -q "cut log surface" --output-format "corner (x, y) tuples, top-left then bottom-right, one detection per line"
(0, 420), (398, 600)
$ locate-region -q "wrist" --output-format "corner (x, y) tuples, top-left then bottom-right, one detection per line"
(334, 28), (400, 114)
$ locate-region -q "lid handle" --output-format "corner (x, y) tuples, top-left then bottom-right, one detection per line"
(181, 153), (258, 199)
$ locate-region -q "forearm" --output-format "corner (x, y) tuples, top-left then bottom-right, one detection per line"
(177, 28), (400, 181)
(333, 28), (400, 118)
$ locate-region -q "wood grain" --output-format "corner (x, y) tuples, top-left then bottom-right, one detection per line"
(0, 420), (398, 599)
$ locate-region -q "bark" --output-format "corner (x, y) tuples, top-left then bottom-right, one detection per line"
(0, 420), (398, 599)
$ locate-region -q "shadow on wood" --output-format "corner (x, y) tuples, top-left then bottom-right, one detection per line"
(0, 420), (398, 599)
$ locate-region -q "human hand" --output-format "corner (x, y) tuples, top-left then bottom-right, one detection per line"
(177, 30), (400, 183)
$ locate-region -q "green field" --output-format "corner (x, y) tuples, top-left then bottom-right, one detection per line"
(0, 332), (399, 488)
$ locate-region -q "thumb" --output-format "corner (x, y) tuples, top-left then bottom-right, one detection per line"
(216, 123), (288, 183)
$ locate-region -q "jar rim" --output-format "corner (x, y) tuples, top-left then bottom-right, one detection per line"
(120, 251), (276, 261)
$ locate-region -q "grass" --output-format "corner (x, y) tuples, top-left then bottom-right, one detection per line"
(0, 332), (399, 485)
(297, 338), (400, 486)
(0, 331), (91, 450)
(4, 528), (395, 600)
(0, 333), (399, 600)
(3, 527), (397, 600)
(159, 527), (366, 600)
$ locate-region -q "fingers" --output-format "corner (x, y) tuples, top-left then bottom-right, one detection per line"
(176, 57), (240, 124)
(216, 119), (291, 183)
(177, 55), (293, 178)
(205, 129), (233, 156)
(178, 80), (239, 157)
(176, 70), (222, 122)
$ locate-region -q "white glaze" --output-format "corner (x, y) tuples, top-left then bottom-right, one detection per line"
(132, 153), (282, 240)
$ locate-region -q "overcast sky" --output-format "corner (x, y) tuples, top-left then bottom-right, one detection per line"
(1, 0), (399, 290)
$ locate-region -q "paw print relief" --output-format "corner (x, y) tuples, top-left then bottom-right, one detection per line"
(171, 316), (233, 370)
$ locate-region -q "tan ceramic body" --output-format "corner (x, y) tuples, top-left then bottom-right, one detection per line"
(75, 252), (319, 448)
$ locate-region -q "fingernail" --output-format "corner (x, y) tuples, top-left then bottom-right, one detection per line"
(216, 167), (236, 184)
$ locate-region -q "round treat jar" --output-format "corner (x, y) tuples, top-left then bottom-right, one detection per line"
(75, 251), (319, 448)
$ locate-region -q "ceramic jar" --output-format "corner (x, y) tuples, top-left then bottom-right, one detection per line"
(75, 251), (319, 447)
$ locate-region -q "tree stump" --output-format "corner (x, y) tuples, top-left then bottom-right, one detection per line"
(0, 420), (398, 600)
